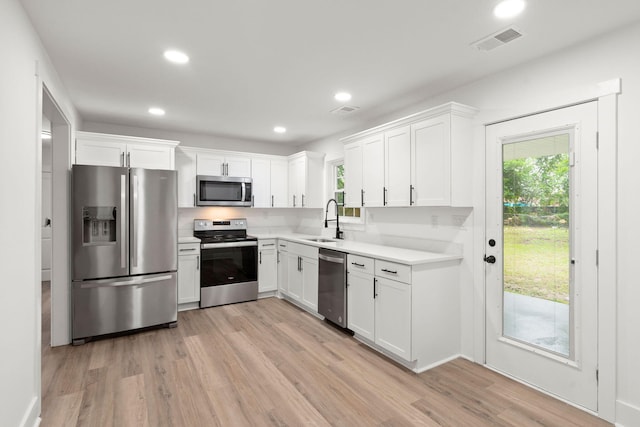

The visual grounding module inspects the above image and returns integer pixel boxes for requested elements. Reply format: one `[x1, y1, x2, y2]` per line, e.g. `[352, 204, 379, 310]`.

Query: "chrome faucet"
[324, 198, 343, 239]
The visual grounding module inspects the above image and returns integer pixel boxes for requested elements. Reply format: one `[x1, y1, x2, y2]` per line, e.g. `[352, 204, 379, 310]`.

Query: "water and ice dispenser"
[82, 206, 117, 245]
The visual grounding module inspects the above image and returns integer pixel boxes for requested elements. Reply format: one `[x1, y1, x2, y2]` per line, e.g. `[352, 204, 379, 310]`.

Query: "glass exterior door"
[485, 102, 598, 411]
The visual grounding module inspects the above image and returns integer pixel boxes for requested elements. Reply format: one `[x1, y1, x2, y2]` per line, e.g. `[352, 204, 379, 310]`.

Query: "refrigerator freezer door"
[130, 168, 178, 275]
[72, 272, 178, 342]
[73, 165, 129, 280]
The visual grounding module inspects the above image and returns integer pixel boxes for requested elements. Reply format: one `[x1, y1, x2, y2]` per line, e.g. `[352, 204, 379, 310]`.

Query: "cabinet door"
[258, 248, 278, 292]
[347, 270, 375, 341]
[251, 158, 271, 208]
[270, 159, 289, 208]
[384, 126, 411, 207]
[344, 141, 363, 208]
[288, 157, 305, 207]
[287, 253, 303, 300]
[127, 143, 174, 170]
[176, 150, 197, 207]
[76, 138, 126, 166]
[225, 155, 251, 177]
[301, 256, 319, 312]
[362, 134, 385, 207]
[277, 249, 289, 295]
[197, 153, 225, 176]
[178, 254, 200, 304]
[375, 276, 411, 360]
[411, 115, 451, 206]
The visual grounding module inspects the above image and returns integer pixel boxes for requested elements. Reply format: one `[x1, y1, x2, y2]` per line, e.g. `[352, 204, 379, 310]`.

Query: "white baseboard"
[19, 396, 40, 427]
[615, 399, 640, 427]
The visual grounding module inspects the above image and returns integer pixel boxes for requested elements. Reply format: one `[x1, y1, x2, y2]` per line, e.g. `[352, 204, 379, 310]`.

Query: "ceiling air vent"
[330, 105, 359, 115]
[472, 27, 523, 51]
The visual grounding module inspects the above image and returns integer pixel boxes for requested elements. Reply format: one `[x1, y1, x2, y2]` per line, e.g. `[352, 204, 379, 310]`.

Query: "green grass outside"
[503, 225, 570, 304]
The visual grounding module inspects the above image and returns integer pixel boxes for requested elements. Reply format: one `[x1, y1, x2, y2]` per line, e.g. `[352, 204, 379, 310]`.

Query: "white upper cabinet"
[176, 148, 197, 208]
[75, 131, 178, 170]
[342, 102, 476, 207]
[251, 157, 271, 208]
[411, 114, 451, 206]
[287, 151, 325, 208]
[384, 126, 411, 207]
[361, 134, 385, 207]
[344, 141, 363, 208]
[197, 152, 251, 177]
[270, 158, 289, 208]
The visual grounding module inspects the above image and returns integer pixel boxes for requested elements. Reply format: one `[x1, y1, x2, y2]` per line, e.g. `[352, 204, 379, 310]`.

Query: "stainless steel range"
[194, 218, 258, 308]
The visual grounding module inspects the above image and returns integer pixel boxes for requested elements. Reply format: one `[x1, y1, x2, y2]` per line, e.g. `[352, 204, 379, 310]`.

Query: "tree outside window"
[333, 162, 360, 219]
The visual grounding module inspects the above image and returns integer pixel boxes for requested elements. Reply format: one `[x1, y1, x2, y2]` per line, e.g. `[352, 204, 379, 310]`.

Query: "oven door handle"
[201, 241, 258, 249]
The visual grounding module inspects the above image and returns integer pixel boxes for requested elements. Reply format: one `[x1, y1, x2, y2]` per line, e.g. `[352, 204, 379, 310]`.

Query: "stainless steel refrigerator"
[72, 165, 178, 344]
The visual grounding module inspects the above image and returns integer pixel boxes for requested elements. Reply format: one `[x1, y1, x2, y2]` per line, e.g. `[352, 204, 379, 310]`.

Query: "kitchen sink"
[305, 238, 337, 243]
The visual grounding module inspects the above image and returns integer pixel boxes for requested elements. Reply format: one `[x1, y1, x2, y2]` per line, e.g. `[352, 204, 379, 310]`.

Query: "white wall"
[0, 1, 78, 426]
[82, 121, 299, 156]
[301, 22, 640, 425]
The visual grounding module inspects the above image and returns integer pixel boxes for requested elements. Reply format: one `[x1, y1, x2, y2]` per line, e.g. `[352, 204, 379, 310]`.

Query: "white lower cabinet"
[178, 242, 200, 309]
[347, 258, 375, 341]
[374, 276, 411, 361]
[258, 239, 277, 293]
[347, 254, 460, 371]
[281, 241, 319, 312]
[277, 241, 289, 296]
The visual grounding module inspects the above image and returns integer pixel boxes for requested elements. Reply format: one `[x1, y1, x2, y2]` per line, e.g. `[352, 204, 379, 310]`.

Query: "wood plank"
[40, 286, 612, 427]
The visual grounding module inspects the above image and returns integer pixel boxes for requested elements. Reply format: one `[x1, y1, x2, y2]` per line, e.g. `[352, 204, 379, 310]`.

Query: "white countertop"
[178, 236, 201, 244]
[252, 233, 461, 266]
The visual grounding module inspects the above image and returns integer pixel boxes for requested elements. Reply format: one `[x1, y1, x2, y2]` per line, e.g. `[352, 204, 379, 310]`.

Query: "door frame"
[474, 79, 619, 421]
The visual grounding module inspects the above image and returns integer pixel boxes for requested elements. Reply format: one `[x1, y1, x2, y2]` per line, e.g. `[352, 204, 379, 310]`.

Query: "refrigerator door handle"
[132, 174, 138, 267]
[79, 274, 174, 289]
[120, 174, 127, 269]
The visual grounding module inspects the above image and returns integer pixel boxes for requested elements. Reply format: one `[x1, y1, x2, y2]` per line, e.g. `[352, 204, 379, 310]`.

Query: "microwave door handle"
[241, 182, 247, 203]
[120, 174, 127, 269]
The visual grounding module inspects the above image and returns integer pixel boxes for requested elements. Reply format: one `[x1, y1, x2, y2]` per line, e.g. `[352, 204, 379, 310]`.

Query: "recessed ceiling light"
[163, 50, 189, 64]
[334, 92, 352, 102]
[273, 126, 287, 134]
[148, 107, 165, 116]
[493, 0, 525, 19]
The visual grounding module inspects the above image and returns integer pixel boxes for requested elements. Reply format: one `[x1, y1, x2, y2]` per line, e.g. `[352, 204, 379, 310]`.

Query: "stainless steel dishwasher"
[318, 248, 347, 328]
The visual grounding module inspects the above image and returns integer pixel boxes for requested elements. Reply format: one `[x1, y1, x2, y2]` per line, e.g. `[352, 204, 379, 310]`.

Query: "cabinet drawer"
[178, 242, 200, 255]
[277, 240, 288, 251]
[347, 254, 374, 275]
[287, 241, 319, 259]
[259, 239, 277, 249]
[375, 259, 411, 284]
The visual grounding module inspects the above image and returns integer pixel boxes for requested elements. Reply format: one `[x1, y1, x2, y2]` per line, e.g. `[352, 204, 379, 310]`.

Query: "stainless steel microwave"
[196, 175, 253, 207]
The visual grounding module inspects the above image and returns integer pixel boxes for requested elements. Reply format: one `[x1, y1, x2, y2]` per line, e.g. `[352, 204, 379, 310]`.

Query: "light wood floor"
[41, 283, 611, 426]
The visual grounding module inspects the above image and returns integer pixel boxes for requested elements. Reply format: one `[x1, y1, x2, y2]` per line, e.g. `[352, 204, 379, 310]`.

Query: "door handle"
[132, 174, 139, 267]
[120, 174, 127, 269]
[373, 278, 377, 299]
[484, 255, 497, 264]
[410, 185, 415, 205]
[271, 195, 274, 207]
[383, 187, 387, 206]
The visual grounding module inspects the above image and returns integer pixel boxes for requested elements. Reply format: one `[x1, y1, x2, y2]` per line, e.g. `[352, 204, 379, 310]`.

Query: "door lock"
[484, 255, 496, 264]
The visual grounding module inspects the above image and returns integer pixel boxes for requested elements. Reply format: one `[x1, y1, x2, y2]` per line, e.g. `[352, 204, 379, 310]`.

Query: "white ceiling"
[20, 0, 640, 145]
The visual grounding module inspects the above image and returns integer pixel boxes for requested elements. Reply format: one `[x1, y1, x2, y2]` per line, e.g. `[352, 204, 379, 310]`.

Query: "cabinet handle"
[301, 194, 305, 207]
[259, 251, 262, 264]
[293, 195, 296, 207]
[351, 262, 365, 267]
[383, 187, 387, 206]
[373, 278, 377, 299]
[279, 244, 286, 248]
[361, 189, 364, 207]
[300, 257, 303, 271]
[277, 252, 280, 263]
[381, 268, 398, 275]
[179, 248, 197, 252]
[410, 185, 415, 206]
[121, 152, 125, 167]
[127, 152, 130, 167]
[197, 256, 200, 270]
[252, 195, 255, 207]
[262, 243, 275, 247]
[271, 195, 274, 207]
